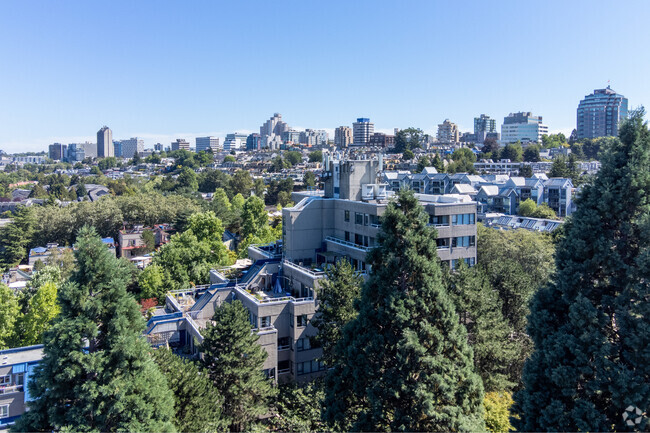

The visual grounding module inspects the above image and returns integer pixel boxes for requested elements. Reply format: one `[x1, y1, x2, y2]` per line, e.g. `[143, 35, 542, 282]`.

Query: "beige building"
[334, 126, 353, 147]
[437, 119, 460, 143]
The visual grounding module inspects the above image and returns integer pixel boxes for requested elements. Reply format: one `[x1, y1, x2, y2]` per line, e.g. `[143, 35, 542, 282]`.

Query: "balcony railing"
[0, 385, 23, 394]
[283, 260, 326, 277]
[325, 236, 370, 252]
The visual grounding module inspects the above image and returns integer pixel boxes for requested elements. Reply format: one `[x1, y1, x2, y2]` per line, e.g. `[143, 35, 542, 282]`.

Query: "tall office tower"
[473, 114, 497, 143]
[223, 133, 248, 151]
[352, 118, 374, 145]
[154, 143, 163, 152]
[118, 137, 145, 158]
[437, 119, 460, 143]
[246, 133, 262, 151]
[335, 126, 353, 147]
[196, 136, 220, 153]
[97, 126, 113, 158]
[500, 112, 548, 144]
[113, 141, 123, 157]
[171, 139, 191, 151]
[577, 86, 628, 140]
[48, 143, 67, 161]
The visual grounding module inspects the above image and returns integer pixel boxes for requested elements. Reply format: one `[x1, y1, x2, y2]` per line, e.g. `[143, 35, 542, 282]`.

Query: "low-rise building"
[0, 345, 43, 429]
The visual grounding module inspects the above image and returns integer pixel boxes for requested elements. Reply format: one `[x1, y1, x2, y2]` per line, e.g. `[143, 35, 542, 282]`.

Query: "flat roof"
[0, 345, 44, 365]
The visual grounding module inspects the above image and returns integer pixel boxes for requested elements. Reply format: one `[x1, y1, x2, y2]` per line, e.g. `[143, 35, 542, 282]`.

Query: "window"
[298, 360, 326, 375]
[263, 368, 276, 379]
[278, 360, 291, 374]
[297, 314, 308, 327]
[260, 316, 271, 328]
[452, 236, 474, 248]
[451, 213, 475, 225]
[297, 338, 311, 352]
[278, 336, 290, 350]
[0, 376, 10, 385]
[249, 312, 257, 328]
[344, 210, 350, 222]
[430, 215, 449, 226]
[364, 214, 369, 226]
[14, 373, 23, 386]
[355, 212, 363, 225]
[436, 238, 450, 249]
[355, 233, 363, 246]
[344, 231, 350, 242]
[0, 405, 8, 419]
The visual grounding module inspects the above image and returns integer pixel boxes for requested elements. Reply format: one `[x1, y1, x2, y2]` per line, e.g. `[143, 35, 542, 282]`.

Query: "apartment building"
[0, 345, 43, 429]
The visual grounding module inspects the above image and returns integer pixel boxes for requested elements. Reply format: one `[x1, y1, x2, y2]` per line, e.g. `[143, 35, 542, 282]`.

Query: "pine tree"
[201, 300, 275, 432]
[514, 110, 650, 431]
[445, 263, 518, 393]
[14, 226, 175, 432]
[310, 259, 363, 366]
[0, 206, 35, 269]
[152, 348, 226, 433]
[323, 189, 485, 432]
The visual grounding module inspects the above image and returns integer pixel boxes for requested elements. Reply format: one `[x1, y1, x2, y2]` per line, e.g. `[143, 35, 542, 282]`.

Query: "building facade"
[576, 86, 628, 140]
[0, 345, 43, 429]
[223, 133, 248, 151]
[500, 112, 548, 144]
[171, 139, 190, 151]
[352, 118, 374, 146]
[48, 143, 66, 161]
[97, 126, 113, 158]
[115, 137, 144, 159]
[437, 119, 460, 143]
[334, 126, 353, 147]
[474, 114, 497, 143]
[368, 132, 395, 148]
[246, 133, 262, 151]
[196, 136, 220, 153]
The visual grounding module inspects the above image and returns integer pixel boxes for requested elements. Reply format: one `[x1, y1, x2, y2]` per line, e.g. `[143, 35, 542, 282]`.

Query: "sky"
[1, 0, 649, 153]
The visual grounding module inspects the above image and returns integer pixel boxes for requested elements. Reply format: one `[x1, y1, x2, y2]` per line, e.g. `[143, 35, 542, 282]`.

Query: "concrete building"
[260, 113, 289, 138]
[500, 112, 548, 144]
[97, 126, 113, 158]
[196, 136, 220, 153]
[299, 129, 328, 146]
[67, 143, 86, 162]
[223, 133, 248, 151]
[0, 345, 43, 429]
[437, 119, 460, 143]
[282, 130, 302, 145]
[577, 86, 628, 140]
[154, 143, 163, 152]
[334, 126, 353, 147]
[115, 137, 144, 159]
[48, 143, 66, 161]
[246, 133, 262, 151]
[283, 155, 478, 272]
[171, 139, 190, 151]
[474, 114, 497, 143]
[352, 118, 374, 146]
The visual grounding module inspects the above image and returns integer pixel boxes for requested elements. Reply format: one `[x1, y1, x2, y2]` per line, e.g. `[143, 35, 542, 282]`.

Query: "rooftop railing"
[325, 236, 370, 252]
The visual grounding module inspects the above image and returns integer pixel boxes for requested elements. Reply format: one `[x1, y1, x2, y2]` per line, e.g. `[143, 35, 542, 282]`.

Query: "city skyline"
[2, 0, 649, 152]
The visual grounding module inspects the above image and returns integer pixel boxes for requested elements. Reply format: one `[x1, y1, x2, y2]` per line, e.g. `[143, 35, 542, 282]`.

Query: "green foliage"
[310, 259, 363, 366]
[501, 142, 523, 162]
[201, 300, 275, 432]
[284, 151, 302, 166]
[517, 198, 537, 217]
[265, 178, 294, 206]
[230, 169, 253, 197]
[223, 155, 236, 163]
[20, 280, 60, 346]
[269, 382, 325, 432]
[308, 150, 322, 163]
[522, 145, 541, 162]
[540, 133, 567, 148]
[14, 226, 175, 432]
[431, 153, 445, 172]
[138, 263, 166, 302]
[483, 392, 515, 433]
[514, 110, 650, 431]
[402, 148, 414, 160]
[152, 348, 226, 433]
[416, 155, 430, 172]
[241, 195, 267, 239]
[97, 156, 118, 170]
[447, 148, 477, 174]
[324, 190, 485, 432]
[445, 263, 517, 392]
[482, 137, 500, 157]
[517, 164, 533, 178]
[176, 166, 199, 191]
[303, 171, 316, 187]
[393, 127, 423, 153]
[0, 206, 36, 269]
[476, 224, 555, 387]
[0, 284, 20, 348]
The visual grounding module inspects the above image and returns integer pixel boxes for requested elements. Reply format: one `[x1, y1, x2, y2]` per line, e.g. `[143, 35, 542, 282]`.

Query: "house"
[0, 345, 43, 429]
[28, 243, 72, 267]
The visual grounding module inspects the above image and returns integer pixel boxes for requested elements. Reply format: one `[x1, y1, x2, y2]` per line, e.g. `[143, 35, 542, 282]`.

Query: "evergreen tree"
[445, 263, 517, 392]
[323, 189, 485, 432]
[152, 348, 226, 433]
[269, 382, 325, 433]
[0, 206, 36, 269]
[14, 226, 175, 432]
[201, 300, 275, 432]
[310, 259, 363, 366]
[514, 110, 650, 431]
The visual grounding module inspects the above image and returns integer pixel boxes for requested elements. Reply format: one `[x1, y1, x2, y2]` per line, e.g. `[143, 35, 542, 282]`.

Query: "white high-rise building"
[437, 119, 460, 143]
[223, 133, 248, 151]
[196, 136, 220, 153]
[352, 118, 374, 146]
[500, 112, 548, 144]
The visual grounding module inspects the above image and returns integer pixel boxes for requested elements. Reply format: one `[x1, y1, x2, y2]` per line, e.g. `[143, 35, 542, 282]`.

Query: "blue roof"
[31, 247, 47, 254]
[101, 237, 115, 244]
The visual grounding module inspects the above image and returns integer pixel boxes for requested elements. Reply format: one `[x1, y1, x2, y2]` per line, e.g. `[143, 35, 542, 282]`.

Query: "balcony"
[325, 236, 370, 252]
[0, 384, 24, 395]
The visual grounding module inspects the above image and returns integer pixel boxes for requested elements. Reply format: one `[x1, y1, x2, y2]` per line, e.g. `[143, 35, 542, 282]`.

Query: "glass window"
[278, 336, 290, 350]
[260, 316, 271, 327]
[364, 214, 369, 226]
[355, 212, 363, 225]
[0, 405, 8, 418]
[345, 231, 350, 242]
[344, 210, 350, 222]
[297, 314, 308, 327]
[0, 376, 10, 385]
[297, 338, 311, 352]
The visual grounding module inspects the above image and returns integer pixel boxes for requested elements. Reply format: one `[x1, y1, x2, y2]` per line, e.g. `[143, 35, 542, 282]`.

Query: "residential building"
[299, 129, 328, 147]
[171, 139, 190, 151]
[500, 112, 548, 144]
[196, 136, 220, 153]
[114, 137, 144, 159]
[282, 130, 302, 145]
[576, 86, 628, 139]
[474, 114, 497, 143]
[334, 126, 353, 147]
[0, 345, 43, 429]
[67, 143, 85, 162]
[223, 133, 248, 151]
[80, 141, 97, 159]
[97, 126, 113, 158]
[246, 133, 262, 151]
[154, 143, 163, 152]
[260, 113, 290, 138]
[437, 119, 460, 143]
[48, 143, 66, 161]
[368, 132, 395, 148]
[352, 118, 374, 146]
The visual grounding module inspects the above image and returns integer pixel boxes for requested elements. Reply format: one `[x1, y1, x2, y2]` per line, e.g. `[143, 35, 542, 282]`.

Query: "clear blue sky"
[1, 0, 649, 152]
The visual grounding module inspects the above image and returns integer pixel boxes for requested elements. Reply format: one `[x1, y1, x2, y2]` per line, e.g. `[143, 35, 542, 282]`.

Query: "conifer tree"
[14, 226, 175, 432]
[514, 110, 650, 431]
[152, 348, 226, 433]
[323, 189, 485, 432]
[201, 300, 275, 432]
[310, 258, 363, 366]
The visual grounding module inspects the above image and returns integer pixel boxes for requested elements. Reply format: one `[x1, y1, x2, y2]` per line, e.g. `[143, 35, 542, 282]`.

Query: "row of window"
[344, 231, 375, 248]
[344, 210, 379, 226]
[250, 313, 309, 329]
[297, 360, 327, 375]
[451, 257, 476, 268]
[436, 236, 476, 248]
[429, 213, 476, 226]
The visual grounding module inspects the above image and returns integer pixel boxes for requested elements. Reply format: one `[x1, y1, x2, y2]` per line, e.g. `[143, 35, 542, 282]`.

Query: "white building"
[352, 118, 374, 146]
[117, 137, 144, 158]
[223, 133, 248, 151]
[500, 112, 548, 144]
[437, 119, 460, 143]
[196, 136, 220, 153]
